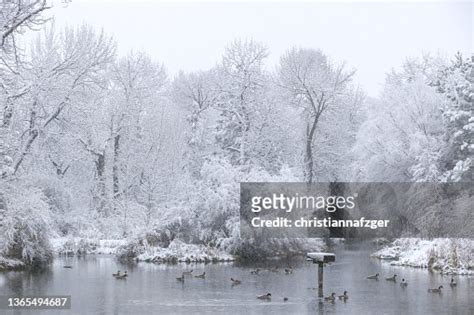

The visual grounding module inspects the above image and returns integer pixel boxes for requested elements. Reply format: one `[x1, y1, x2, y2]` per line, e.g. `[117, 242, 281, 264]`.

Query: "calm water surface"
[0, 243, 472, 314]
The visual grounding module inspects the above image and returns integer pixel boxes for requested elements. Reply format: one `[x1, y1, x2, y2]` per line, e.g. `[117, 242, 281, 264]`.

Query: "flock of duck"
[365, 273, 456, 292]
[322, 272, 457, 303]
[173, 267, 295, 301]
[109, 267, 458, 302]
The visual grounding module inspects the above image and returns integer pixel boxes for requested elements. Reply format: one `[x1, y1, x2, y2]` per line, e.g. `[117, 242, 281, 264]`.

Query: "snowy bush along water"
[0, 183, 54, 269]
[52, 238, 127, 256]
[0, 2, 472, 268]
[371, 238, 474, 275]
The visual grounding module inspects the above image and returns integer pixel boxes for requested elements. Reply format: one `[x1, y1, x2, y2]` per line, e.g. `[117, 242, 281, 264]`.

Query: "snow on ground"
[0, 256, 24, 271]
[371, 238, 474, 275]
[134, 239, 235, 263]
[51, 237, 325, 263]
[51, 237, 127, 256]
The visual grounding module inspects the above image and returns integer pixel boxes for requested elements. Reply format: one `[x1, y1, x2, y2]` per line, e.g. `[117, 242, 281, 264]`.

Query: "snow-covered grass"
[371, 238, 474, 275]
[134, 240, 234, 263]
[51, 237, 127, 256]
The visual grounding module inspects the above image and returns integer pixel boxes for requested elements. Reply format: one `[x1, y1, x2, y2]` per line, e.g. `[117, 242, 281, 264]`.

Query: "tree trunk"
[0, 192, 6, 231]
[2, 100, 13, 128]
[13, 107, 38, 174]
[95, 152, 106, 215]
[305, 115, 319, 183]
[113, 134, 120, 199]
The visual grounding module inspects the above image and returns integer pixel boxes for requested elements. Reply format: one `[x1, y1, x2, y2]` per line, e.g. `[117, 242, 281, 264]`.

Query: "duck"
[283, 297, 289, 302]
[194, 272, 206, 279]
[324, 293, 336, 302]
[63, 265, 73, 269]
[428, 285, 443, 293]
[116, 271, 128, 279]
[385, 274, 397, 282]
[284, 267, 293, 274]
[338, 291, 349, 301]
[250, 268, 260, 275]
[257, 293, 271, 300]
[230, 278, 241, 285]
[112, 270, 121, 277]
[182, 269, 193, 276]
[450, 278, 457, 287]
[176, 274, 185, 283]
[366, 273, 379, 280]
[400, 278, 408, 287]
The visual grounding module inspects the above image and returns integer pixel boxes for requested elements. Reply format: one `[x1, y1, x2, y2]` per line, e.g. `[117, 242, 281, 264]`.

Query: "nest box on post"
[306, 252, 336, 298]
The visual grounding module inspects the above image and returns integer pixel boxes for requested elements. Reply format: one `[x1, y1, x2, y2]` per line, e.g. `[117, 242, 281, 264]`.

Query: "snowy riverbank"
[32, 237, 326, 265]
[116, 237, 326, 263]
[371, 238, 474, 275]
[51, 238, 127, 256]
[0, 256, 25, 271]
[51, 237, 235, 262]
[134, 240, 234, 263]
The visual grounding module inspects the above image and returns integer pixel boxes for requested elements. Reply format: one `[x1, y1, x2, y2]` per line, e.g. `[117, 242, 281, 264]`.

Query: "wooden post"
[306, 252, 335, 299]
[318, 261, 324, 298]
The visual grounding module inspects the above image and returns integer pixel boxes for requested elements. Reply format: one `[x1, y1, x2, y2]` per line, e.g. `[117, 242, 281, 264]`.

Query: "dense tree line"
[0, 1, 471, 265]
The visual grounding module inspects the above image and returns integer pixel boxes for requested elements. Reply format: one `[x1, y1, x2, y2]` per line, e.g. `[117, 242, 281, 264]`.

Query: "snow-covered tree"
[352, 56, 448, 182]
[12, 25, 115, 175]
[435, 53, 474, 182]
[0, 0, 52, 176]
[0, 0, 51, 50]
[277, 47, 356, 182]
[214, 39, 269, 167]
[171, 69, 219, 178]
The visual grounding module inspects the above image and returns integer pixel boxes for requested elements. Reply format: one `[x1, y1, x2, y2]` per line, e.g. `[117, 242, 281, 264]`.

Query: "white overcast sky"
[49, 0, 472, 96]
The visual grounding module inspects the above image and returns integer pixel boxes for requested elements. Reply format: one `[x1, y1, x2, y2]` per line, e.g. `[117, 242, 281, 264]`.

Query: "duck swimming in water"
[182, 269, 193, 276]
[231, 278, 241, 285]
[324, 293, 336, 302]
[385, 274, 397, 282]
[400, 278, 408, 287]
[176, 274, 185, 283]
[428, 285, 443, 293]
[112, 271, 121, 277]
[115, 271, 128, 279]
[194, 272, 206, 279]
[338, 291, 349, 301]
[257, 293, 271, 300]
[367, 273, 379, 280]
[450, 278, 457, 287]
[250, 268, 260, 275]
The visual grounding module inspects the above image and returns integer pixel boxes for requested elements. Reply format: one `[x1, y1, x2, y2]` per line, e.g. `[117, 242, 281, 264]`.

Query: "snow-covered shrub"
[126, 156, 306, 260]
[116, 238, 146, 260]
[0, 256, 25, 271]
[157, 157, 241, 246]
[52, 237, 127, 256]
[371, 238, 474, 274]
[0, 182, 53, 266]
[33, 175, 74, 236]
[180, 158, 301, 248]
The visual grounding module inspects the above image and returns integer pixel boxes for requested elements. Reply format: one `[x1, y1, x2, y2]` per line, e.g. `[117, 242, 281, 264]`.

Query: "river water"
[0, 243, 472, 314]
